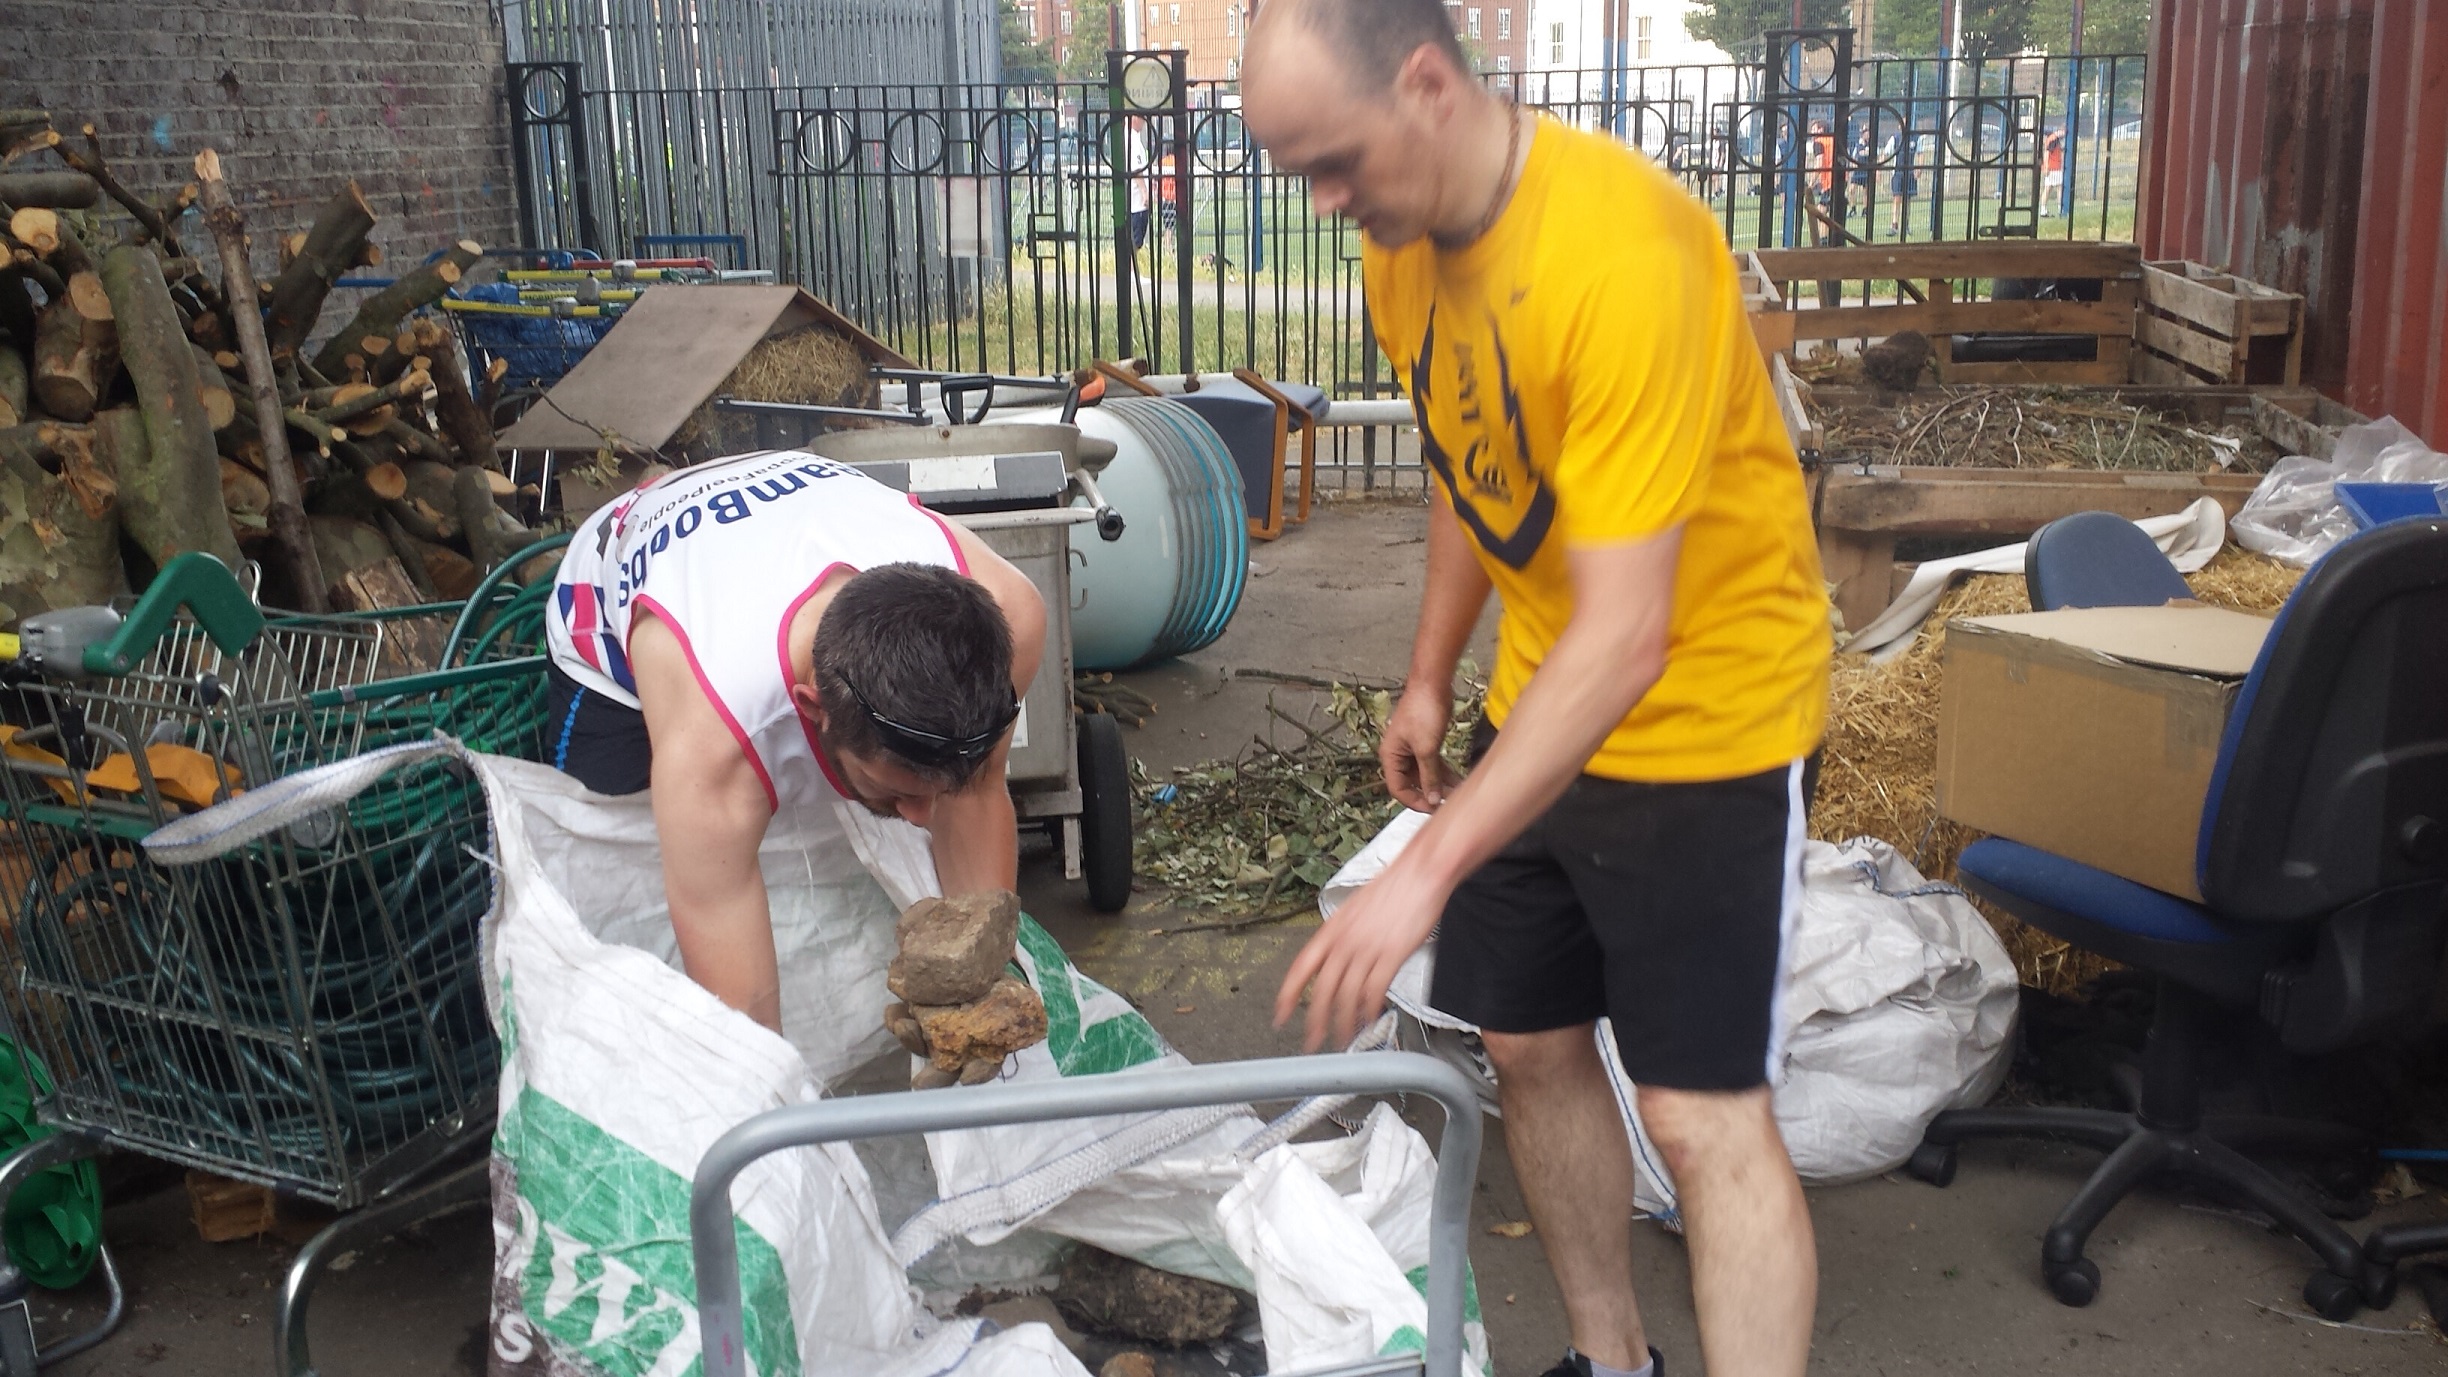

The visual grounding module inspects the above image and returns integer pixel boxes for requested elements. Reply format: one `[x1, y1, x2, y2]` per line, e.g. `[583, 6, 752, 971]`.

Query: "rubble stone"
[888, 890, 1022, 1006]
[1053, 1245, 1244, 1346]
[912, 976, 1048, 1074]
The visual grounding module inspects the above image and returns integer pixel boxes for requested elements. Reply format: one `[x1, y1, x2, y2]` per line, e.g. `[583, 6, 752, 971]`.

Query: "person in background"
[1886, 128, 1917, 237]
[2042, 128, 2067, 218]
[1805, 118, 1836, 242]
[1848, 123, 1875, 230]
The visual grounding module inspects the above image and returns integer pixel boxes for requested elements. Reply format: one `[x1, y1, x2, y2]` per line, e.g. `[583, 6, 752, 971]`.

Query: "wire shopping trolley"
[0, 550, 561, 1374]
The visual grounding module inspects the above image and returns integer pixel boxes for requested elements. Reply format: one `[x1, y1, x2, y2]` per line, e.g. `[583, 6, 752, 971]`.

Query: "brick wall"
[0, 0, 515, 277]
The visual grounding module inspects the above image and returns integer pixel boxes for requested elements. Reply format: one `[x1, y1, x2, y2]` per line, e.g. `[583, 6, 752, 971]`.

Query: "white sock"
[1585, 1355, 1654, 1377]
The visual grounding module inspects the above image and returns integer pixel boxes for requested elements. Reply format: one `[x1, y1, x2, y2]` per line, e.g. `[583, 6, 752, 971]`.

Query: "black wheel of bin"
[1078, 711, 1133, 914]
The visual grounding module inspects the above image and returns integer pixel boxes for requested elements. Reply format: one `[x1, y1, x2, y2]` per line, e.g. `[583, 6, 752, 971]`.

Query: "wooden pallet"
[1754, 242, 2145, 386]
[1810, 384, 2357, 635]
[1737, 250, 1795, 360]
[2134, 260, 2305, 387]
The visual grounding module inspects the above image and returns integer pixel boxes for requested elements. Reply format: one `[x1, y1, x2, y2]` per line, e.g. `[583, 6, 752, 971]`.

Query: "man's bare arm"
[928, 522, 1048, 894]
[1384, 495, 1496, 811]
[630, 612, 784, 1030]
[1278, 527, 1682, 1047]
[1399, 527, 1681, 887]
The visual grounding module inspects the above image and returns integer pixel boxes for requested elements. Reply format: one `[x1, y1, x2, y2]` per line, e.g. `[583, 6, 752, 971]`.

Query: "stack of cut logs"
[0, 109, 542, 621]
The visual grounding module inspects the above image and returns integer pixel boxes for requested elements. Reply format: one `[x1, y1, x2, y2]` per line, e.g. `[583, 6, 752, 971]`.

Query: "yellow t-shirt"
[1363, 117, 1830, 783]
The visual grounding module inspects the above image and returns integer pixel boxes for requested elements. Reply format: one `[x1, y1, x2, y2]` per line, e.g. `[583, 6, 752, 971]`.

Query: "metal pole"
[691, 1053, 1487, 1377]
[1174, 59, 1194, 375]
[1108, 45, 1134, 361]
[2061, 0, 2086, 223]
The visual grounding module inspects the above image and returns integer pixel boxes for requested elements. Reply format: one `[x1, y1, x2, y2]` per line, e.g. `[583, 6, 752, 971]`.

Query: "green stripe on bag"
[1016, 916, 1166, 1077]
[508, 1090, 798, 1377]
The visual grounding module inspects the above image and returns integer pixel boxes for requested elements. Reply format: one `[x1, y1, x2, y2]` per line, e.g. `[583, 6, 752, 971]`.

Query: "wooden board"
[1938, 358, 2128, 386]
[1771, 354, 1820, 454]
[1755, 242, 2143, 284]
[493, 285, 912, 453]
[1786, 297, 2134, 342]
[2135, 310, 2241, 381]
[1818, 465, 2265, 536]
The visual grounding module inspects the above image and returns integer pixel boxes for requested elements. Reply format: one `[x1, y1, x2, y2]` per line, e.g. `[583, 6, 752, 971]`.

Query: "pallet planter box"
[1806, 383, 2361, 635]
[2134, 259, 2306, 387]
[1754, 242, 2147, 386]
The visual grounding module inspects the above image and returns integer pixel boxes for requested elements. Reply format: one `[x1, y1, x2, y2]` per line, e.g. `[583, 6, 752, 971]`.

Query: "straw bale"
[670, 324, 878, 462]
[1812, 546, 2304, 995]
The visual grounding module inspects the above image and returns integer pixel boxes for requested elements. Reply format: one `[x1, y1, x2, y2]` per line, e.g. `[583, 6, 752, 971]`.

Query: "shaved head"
[1259, 0, 1472, 90]
[1244, 0, 1504, 247]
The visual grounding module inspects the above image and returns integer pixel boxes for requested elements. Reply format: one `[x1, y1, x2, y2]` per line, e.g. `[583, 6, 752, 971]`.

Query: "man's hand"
[1275, 849, 1451, 1051]
[1381, 687, 1457, 813]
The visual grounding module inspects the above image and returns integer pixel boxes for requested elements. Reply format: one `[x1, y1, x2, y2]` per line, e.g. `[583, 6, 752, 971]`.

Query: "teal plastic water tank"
[1057, 397, 1249, 670]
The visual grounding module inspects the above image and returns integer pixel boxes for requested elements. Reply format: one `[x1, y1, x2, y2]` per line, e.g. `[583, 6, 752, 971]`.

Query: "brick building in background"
[0, 0, 515, 279]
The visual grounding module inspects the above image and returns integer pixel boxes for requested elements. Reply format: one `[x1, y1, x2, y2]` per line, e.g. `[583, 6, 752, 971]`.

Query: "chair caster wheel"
[2303, 1270, 2365, 1322]
[2361, 1262, 2398, 1311]
[1905, 1142, 1957, 1188]
[2046, 1257, 2100, 1308]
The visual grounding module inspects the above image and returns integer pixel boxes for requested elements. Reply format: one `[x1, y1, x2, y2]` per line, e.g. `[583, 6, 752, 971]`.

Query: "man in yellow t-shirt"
[1244, 3, 1831, 1375]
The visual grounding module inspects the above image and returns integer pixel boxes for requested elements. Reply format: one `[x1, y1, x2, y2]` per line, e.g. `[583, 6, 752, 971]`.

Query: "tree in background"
[999, 0, 1056, 82]
[1690, 0, 1852, 60]
[1060, 0, 1120, 82]
[1691, 0, 2149, 58]
[1860, 0, 2036, 60]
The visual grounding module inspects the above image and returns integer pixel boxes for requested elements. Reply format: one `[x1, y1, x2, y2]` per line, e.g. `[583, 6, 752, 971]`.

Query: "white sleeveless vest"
[544, 450, 968, 814]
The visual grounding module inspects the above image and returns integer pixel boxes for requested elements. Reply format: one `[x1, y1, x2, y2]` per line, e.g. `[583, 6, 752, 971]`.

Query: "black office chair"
[2024, 510, 2194, 611]
[1909, 516, 2448, 1319]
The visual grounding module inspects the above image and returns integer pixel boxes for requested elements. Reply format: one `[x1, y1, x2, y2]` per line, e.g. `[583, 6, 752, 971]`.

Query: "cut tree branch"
[200, 150, 326, 609]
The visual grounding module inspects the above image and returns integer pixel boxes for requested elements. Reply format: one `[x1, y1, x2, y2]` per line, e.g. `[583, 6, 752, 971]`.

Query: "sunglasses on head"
[836, 672, 1019, 770]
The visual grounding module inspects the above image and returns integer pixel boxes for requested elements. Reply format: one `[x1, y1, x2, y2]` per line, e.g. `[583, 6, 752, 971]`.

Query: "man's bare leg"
[1638, 1085, 1816, 1377]
[1481, 1025, 1649, 1370]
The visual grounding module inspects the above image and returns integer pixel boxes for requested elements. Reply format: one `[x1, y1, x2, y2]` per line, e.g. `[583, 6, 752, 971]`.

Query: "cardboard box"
[1935, 605, 2273, 900]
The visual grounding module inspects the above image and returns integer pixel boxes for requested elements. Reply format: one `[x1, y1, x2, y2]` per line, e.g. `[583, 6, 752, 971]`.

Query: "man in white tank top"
[542, 450, 1047, 1031]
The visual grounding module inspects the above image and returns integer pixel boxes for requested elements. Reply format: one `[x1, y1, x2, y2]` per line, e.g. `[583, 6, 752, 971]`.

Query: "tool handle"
[83, 553, 263, 676]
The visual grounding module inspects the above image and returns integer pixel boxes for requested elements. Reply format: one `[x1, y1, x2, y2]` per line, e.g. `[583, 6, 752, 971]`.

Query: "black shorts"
[544, 662, 653, 795]
[1427, 722, 1807, 1092]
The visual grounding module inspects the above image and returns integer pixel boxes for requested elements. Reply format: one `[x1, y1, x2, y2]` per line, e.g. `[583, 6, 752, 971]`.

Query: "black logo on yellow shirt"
[1410, 307, 1554, 570]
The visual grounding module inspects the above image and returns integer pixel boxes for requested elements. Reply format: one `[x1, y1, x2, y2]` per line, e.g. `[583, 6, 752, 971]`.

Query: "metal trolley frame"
[690, 1051, 1485, 1377]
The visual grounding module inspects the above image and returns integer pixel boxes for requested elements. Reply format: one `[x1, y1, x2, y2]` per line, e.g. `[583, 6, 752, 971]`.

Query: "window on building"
[1227, 57, 1240, 78]
[1169, 2, 1180, 23]
[1496, 54, 1511, 71]
[1497, 8, 1510, 39]
[1026, 9, 1037, 36]
[1635, 15, 1652, 61]
[1467, 8, 1481, 38]
[1549, 20, 1564, 63]
[1059, 8, 1071, 32]
[1227, 6, 1238, 35]
[1149, 4, 1158, 25]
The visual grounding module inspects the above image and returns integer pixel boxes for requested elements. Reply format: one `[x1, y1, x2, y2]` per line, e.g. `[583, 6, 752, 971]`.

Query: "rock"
[912, 976, 1048, 1075]
[1053, 1246, 1244, 1347]
[883, 1001, 930, 1058]
[888, 890, 1022, 1006]
[911, 1063, 960, 1090]
[1863, 329, 1932, 393]
[1099, 1355, 1157, 1377]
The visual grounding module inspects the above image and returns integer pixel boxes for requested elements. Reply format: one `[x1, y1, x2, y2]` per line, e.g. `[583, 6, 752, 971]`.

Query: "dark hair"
[813, 563, 1014, 789]
[1284, 0, 1472, 90]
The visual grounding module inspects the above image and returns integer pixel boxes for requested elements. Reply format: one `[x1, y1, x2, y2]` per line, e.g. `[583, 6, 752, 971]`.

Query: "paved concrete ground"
[30, 500, 2448, 1374]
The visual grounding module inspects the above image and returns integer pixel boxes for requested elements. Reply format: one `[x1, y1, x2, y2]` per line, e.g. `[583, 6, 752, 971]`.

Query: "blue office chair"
[1911, 517, 2448, 1319]
[2024, 510, 2194, 610]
